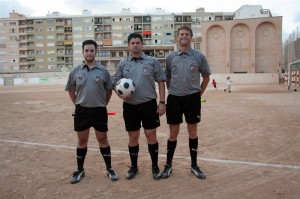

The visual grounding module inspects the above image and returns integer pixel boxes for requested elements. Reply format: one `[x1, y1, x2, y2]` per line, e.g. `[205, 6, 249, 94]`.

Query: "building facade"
[201, 16, 282, 74]
[0, 5, 282, 76]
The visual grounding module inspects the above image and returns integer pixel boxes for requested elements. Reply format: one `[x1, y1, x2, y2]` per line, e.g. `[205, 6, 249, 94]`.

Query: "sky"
[1, 0, 299, 41]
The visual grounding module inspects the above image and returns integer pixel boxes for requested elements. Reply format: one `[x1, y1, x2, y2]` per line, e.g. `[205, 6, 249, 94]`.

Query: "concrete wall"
[0, 72, 280, 86]
[209, 73, 280, 86]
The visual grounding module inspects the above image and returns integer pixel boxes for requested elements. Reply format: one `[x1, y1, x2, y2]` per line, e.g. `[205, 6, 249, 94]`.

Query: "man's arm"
[68, 90, 76, 105]
[106, 89, 113, 104]
[200, 74, 210, 96]
[157, 81, 166, 116]
[157, 81, 166, 103]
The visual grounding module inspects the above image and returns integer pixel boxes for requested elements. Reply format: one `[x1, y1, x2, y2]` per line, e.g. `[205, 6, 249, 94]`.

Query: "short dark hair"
[82, 40, 97, 50]
[177, 25, 193, 36]
[127, 33, 143, 44]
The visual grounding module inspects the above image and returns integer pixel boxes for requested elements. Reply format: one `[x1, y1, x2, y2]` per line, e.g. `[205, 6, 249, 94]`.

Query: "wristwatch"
[159, 101, 165, 105]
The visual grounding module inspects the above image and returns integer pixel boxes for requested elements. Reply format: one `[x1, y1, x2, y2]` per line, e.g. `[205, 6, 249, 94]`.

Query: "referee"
[65, 40, 118, 184]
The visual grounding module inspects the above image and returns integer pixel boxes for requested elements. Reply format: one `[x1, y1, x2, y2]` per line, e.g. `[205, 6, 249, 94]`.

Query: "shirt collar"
[80, 62, 101, 70]
[128, 52, 146, 62]
[177, 47, 193, 56]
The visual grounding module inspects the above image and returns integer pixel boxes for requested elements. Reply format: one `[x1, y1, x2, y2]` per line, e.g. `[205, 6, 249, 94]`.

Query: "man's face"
[128, 38, 143, 54]
[177, 29, 192, 47]
[83, 44, 96, 62]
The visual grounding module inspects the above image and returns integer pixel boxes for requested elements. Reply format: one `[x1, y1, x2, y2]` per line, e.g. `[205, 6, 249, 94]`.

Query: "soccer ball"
[116, 78, 135, 97]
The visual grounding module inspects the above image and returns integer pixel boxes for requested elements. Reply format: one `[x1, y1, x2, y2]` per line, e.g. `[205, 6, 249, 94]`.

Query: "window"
[47, 42, 55, 47]
[9, 22, 17, 26]
[47, 50, 55, 54]
[36, 43, 44, 47]
[36, 50, 44, 54]
[98, 50, 110, 57]
[35, 20, 43, 24]
[83, 18, 93, 23]
[47, 35, 55, 39]
[112, 40, 122, 45]
[8, 44, 17, 48]
[153, 32, 162, 36]
[72, 18, 82, 24]
[83, 26, 92, 31]
[36, 35, 44, 40]
[47, 27, 55, 31]
[124, 17, 133, 22]
[123, 25, 133, 30]
[0, 51, 7, 56]
[46, 20, 55, 24]
[112, 33, 122, 37]
[74, 42, 82, 47]
[152, 17, 162, 21]
[48, 65, 55, 69]
[84, 34, 93, 38]
[112, 25, 122, 30]
[73, 26, 83, 31]
[74, 34, 83, 39]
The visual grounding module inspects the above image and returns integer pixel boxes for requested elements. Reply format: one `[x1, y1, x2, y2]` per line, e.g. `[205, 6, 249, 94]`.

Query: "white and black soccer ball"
[116, 78, 135, 97]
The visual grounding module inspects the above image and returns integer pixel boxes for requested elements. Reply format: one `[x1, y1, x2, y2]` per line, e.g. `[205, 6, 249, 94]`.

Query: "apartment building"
[0, 5, 281, 75]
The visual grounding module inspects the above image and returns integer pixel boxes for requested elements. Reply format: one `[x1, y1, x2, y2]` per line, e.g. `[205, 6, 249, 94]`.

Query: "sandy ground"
[0, 83, 300, 199]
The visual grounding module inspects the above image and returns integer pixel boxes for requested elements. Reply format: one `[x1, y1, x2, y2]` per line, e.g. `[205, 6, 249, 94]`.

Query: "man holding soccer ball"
[113, 33, 166, 180]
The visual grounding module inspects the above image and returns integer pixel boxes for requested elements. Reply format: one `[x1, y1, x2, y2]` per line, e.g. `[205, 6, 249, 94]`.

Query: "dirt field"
[0, 84, 300, 199]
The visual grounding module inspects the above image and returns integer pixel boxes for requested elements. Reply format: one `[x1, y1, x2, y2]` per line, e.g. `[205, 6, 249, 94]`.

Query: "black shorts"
[166, 92, 201, 125]
[123, 99, 160, 131]
[74, 105, 108, 132]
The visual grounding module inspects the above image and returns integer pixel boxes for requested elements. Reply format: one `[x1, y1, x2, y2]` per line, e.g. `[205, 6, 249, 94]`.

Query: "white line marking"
[1, 139, 300, 170]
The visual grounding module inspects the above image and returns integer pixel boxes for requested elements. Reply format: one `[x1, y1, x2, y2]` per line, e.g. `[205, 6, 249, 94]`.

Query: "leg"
[71, 129, 89, 184]
[95, 130, 110, 169]
[187, 123, 206, 180]
[144, 128, 159, 168]
[126, 130, 140, 180]
[76, 129, 90, 170]
[161, 124, 180, 178]
[187, 123, 198, 166]
[95, 129, 118, 181]
[145, 128, 161, 180]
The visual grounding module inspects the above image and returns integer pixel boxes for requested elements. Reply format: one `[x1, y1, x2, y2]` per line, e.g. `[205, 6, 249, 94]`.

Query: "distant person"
[212, 79, 217, 90]
[65, 40, 118, 184]
[224, 76, 232, 92]
[112, 33, 166, 180]
[161, 25, 211, 180]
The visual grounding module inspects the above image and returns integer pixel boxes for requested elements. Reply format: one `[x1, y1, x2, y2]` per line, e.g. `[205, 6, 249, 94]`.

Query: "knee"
[77, 138, 88, 147]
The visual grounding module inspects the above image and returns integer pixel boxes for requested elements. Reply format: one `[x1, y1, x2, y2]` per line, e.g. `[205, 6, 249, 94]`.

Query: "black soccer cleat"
[106, 168, 119, 181]
[161, 165, 172, 179]
[126, 166, 139, 180]
[191, 165, 206, 179]
[152, 167, 162, 180]
[70, 170, 85, 184]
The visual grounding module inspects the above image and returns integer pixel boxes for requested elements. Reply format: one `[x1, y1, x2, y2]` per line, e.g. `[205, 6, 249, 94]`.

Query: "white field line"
[1, 139, 300, 170]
